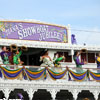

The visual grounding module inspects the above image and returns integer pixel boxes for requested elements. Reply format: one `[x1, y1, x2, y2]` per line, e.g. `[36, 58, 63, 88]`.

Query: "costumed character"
[40, 50, 53, 67]
[0, 46, 10, 64]
[95, 53, 100, 73]
[12, 45, 27, 65]
[13, 50, 23, 65]
[13, 49, 23, 80]
[73, 51, 87, 73]
[53, 53, 59, 63]
[53, 53, 65, 67]
[6, 47, 14, 65]
[53, 53, 65, 72]
[12, 45, 27, 80]
[71, 34, 77, 44]
[8, 51, 14, 65]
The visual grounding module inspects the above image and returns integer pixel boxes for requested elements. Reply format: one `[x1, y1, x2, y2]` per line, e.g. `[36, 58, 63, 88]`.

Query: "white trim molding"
[0, 80, 100, 100]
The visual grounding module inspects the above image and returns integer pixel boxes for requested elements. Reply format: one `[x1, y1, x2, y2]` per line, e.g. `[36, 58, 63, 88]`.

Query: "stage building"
[0, 20, 100, 100]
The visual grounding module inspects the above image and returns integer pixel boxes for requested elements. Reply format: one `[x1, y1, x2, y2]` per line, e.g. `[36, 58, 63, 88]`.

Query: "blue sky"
[0, 0, 100, 45]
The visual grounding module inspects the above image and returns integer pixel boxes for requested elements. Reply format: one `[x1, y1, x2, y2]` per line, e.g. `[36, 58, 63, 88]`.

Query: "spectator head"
[2, 46, 7, 51]
[96, 53, 100, 57]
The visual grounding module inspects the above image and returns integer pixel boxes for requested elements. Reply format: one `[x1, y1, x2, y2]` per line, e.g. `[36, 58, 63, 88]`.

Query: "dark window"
[81, 53, 87, 62]
[64, 52, 72, 62]
[20, 55, 27, 65]
[88, 53, 95, 63]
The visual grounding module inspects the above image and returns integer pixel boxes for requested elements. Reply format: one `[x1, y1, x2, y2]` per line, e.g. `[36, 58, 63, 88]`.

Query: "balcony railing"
[0, 64, 100, 82]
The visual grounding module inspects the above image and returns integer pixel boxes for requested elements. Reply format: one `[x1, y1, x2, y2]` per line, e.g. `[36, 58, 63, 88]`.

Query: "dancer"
[0, 46, 10, 64]
[40, 50, 53, 67]
[13, 50, 24, 65]
[53, 53, 65, 67]
[7, 47, 14, 65]
[13, 49, 24, 80]
[73, 51, 87, 73]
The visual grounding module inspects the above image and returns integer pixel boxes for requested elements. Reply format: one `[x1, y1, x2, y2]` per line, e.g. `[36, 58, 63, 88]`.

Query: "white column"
[3, 88, 12, 100]
[71, 89, 79, 100]
[92, 90, 99, 100]
[71, 49, 74, 63]
[48, 89, 58, 100]
[28, 88, 33, 100]
[25, 89, 37, 100]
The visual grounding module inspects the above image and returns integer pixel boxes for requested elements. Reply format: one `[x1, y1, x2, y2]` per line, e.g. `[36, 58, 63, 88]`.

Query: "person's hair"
[74, 51, 78, 57]
[96, 53, 99, 56]
[2, 46, 6, 49]
[41, 49, 48, 56]
[6, 47, 10, 51]
[44, 50, 48, 55]
[54, 53, 58, 57]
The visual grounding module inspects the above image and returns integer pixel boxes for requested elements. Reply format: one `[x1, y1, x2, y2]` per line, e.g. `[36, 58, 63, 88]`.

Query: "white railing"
[0, 65, 100, 100]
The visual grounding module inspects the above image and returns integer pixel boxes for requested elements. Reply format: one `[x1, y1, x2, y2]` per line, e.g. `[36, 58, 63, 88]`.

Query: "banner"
[24, 68, 45, 80]
[68, 69, 87, 81]
[47, 68, 67, 80]
[0, 21, 68, 43]
[1, 67, 22, 79]
[0, 65, 100, 81]
[0, 69, 2, 78]
[89, 70, 100, 81]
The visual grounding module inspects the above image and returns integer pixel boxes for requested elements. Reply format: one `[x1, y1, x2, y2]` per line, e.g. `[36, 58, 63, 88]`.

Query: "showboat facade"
[0, 19, 100, 100]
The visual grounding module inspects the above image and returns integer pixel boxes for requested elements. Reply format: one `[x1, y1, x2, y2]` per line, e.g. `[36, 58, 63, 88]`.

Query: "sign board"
[0, 21, 68, 43]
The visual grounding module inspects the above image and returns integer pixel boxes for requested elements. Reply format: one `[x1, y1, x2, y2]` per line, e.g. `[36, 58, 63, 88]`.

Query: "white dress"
[40, 57, 54, 67]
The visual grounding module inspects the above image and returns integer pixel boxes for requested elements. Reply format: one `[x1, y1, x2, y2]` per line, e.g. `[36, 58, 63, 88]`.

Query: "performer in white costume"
[40, 50, 53, 67]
